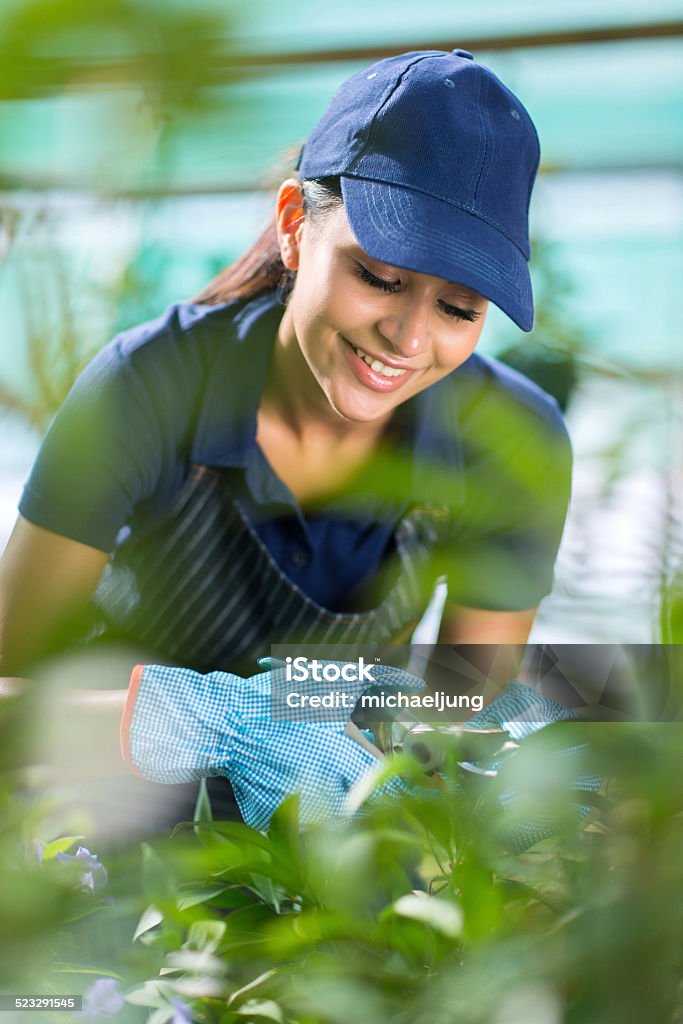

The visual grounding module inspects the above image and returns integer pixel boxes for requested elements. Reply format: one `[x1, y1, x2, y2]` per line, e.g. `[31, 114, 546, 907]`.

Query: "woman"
[0, 50, 573, 827]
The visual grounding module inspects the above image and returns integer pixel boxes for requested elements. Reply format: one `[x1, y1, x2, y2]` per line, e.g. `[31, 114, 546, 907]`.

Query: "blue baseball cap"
[297, 50, 540, 332]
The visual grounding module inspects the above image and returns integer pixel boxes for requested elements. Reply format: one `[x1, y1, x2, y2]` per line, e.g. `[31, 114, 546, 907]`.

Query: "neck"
[261, 308, 391, 447]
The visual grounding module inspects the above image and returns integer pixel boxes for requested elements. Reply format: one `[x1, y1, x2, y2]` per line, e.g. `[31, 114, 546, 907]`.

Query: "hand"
[462, 680, 601, 852]
[121, 660, 425, 830]
[464, 678, 576, 739]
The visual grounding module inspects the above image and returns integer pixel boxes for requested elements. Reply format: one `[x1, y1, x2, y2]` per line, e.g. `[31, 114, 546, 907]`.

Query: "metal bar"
[233, 20, 683, 66]
[2, 158, 682, 198]
[1, 20, 681, 99]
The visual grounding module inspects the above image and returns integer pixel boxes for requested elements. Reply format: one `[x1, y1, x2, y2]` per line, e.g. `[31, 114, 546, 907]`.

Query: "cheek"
[291, 276, 349, 344]
[288, 278, 327, 340]
[434, 328, 482, 372]
[442, 311, 487, 368]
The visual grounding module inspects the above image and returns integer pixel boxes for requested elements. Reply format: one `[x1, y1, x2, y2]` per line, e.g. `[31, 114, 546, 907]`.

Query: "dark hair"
[193, 177, 343, 306]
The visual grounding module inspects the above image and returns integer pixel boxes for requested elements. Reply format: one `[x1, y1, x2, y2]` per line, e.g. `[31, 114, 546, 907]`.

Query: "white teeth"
[353, 344, 407, 378]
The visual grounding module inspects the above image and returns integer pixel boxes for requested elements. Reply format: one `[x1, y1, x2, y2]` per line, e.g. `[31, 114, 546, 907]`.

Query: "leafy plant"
[3, 702, 681, 1023]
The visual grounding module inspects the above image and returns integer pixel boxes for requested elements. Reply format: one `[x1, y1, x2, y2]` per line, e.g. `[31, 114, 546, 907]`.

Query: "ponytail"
[193, 220, 284, 306]
[193, 177, 343, 307]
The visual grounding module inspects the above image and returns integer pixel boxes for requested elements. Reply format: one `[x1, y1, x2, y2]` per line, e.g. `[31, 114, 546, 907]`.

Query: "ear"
[276, 178, 305, 271]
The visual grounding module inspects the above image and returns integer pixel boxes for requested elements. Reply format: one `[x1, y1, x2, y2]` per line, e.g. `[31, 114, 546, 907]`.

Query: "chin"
[327, 387, 400, 424]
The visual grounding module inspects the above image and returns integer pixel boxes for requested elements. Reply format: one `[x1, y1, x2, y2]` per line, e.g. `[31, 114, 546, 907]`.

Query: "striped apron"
[90, 464, 441, 673]
[87, 463, 444, 824]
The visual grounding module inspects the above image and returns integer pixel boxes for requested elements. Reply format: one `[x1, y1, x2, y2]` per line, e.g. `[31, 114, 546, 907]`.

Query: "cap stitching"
[342, 173, 529, 259]
[472, 74, 491, 206]
[360, 183, 530, 317]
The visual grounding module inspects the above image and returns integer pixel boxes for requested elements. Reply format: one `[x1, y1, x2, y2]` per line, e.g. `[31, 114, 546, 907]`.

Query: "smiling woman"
[0, 50, 572, 829]
[271, 188, 489, 424]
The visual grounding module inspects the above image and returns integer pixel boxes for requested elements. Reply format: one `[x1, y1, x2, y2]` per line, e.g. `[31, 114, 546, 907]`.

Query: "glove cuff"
[466, 679, 575, 741]
[120, 664, 145, 776]
[120, 663, 237, 785]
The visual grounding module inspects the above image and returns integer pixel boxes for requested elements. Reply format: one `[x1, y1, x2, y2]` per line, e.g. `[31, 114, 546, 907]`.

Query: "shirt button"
[289, 548, 310, 568]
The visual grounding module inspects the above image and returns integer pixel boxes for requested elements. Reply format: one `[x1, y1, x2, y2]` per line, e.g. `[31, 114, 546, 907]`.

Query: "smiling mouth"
[347, 341, 409, 378]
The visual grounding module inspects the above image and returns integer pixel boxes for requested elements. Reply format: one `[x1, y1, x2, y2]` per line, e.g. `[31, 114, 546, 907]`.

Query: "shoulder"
[106, 291, 281, 469]
[103, 293, 275, 379]
[116, 291, 278, 355]
[451, 351, 569, 442]
[426, 355, 572, 611]
[18, 293, 281, 552]
[420, 351, 571, 477]
[72, 292, 281, 442]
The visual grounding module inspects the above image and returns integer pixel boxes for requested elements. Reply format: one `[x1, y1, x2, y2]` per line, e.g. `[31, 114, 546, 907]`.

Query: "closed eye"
[355, 260, 482, 323]
[438, 301, 482, 323]
[353, 262, 401, 293]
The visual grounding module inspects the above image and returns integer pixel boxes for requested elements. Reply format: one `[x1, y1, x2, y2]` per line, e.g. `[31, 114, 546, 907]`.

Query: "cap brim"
[340, 176, 534, 332]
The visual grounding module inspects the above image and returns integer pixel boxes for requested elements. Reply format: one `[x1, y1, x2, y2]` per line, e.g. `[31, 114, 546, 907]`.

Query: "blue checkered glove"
[463, 680, 601, 852]
[465, 679, 577, 739]
[121, 661, 425, 830]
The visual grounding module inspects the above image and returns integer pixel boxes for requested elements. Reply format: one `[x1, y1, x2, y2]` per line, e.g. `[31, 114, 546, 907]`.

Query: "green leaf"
[227, 969, 277, 1007]
[63, 902, 111, 924]
[41, 836, 85, 861]
[53, 966, 125, 980]
[194, 777, 213, 827]
[267, 794, 301, 857]
[219, 858, 302, 896]
[187, 919, 226, 953]
[133, 904, 164, 941]
[177, 884, 231, 911]
[193, 820, 273, 852]
[265, 908, 378, 957]
[248, 874, 284, 913]
[164, 948, 226, 976]
[235, 999, 284, 1022]
[211, 887, 262, 913]
[391, 892, 463, 938]
[141, 842, 177, 904]
[125, 980, 174, 1009]
[407, 792, 455, 854]
[218, 903, 280, 947]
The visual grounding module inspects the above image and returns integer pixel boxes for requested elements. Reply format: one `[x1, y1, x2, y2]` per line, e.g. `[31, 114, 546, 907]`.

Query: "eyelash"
[353, 262, 481, 323]
[354, 263, 400, 293]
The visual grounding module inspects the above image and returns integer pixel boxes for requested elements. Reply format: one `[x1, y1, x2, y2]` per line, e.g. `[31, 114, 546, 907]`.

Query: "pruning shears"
[257, 657, 517, 778]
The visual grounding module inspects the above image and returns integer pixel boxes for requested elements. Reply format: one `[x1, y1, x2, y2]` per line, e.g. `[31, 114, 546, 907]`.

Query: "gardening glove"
[463, 680, 602, 852]
[120, 661, 425, 830]
[465, 678, 575, 739]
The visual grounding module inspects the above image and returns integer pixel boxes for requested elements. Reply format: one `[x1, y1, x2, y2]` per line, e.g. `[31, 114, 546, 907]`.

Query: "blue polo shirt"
[19, 291, 571, 612]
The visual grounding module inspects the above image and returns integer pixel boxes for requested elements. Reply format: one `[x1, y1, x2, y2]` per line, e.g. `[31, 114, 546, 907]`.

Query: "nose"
[376, 297, 432, 358]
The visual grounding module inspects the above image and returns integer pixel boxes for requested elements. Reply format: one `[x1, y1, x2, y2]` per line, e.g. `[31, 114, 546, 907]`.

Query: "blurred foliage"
[0, 0, 236, 107]
[0, 8, 680, 1018]
[0, 201, 199, 431]
[0, 206, 102, 432]
[2, 681, 683, 1023]
[0, 0, 248, 431]
[0, 1, 245, 194]
[496, 238, 590, 413]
